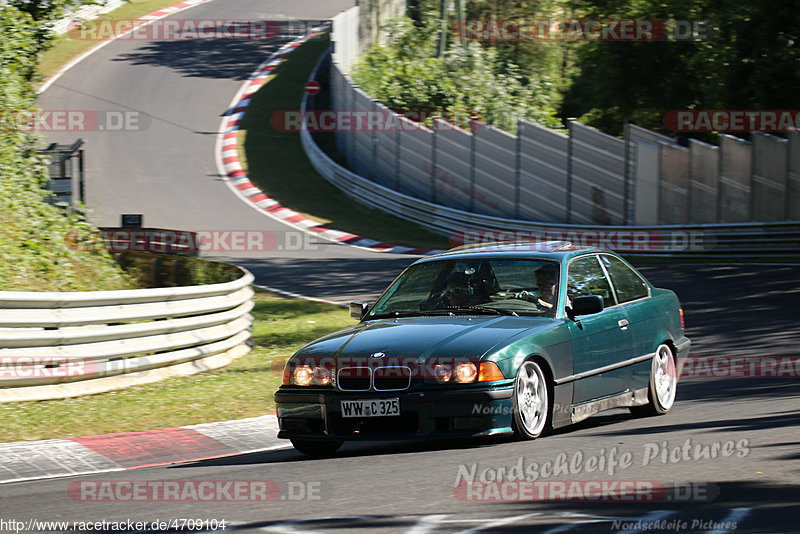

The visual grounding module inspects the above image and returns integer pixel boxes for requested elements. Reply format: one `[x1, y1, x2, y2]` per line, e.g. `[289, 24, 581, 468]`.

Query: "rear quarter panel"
[629, 287, 687, 388]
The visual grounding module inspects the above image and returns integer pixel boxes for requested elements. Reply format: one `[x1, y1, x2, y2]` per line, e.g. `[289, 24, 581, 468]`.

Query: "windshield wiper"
[446, 305, 518, 316]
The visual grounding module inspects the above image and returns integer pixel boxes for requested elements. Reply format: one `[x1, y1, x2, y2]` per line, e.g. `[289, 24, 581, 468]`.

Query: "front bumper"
[275, 385, 515, 441]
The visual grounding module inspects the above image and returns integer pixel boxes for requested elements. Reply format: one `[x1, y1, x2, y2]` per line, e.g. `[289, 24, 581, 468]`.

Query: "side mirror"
[349, 302, 369, 320]
[568, 295, 604, 318]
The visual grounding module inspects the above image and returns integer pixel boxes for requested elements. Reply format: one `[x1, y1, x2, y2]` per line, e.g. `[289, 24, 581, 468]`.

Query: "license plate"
[341, 398, 400, 418]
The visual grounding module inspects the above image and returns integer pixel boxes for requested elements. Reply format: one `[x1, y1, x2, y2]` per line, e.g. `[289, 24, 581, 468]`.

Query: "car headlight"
[434, 364, 452, 383]
[282, 363, 333, 386]
[454, 362, 478, 383]
[313, 367, 332, 386]
[294, 365, 314, 386]
[432, 361, 504, 384]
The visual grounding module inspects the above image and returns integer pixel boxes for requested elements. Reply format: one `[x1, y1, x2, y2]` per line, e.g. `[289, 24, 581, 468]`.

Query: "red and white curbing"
[215, 24, 443, 256]
[136, 0, 211, 21]
[0, 415, 283, 484]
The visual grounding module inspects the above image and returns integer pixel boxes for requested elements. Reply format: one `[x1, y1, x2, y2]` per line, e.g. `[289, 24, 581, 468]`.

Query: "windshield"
[368, 258, 561, 319]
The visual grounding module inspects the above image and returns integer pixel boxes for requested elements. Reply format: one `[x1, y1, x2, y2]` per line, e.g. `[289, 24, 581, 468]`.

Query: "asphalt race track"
[2, 263, 798, 532]
[36, 0, 416, 304]
[17, 0, 800, 531]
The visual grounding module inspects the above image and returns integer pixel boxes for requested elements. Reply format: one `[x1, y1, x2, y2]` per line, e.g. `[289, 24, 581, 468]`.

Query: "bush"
[0, 5, 136, 291]
[351, 13, 563, 134]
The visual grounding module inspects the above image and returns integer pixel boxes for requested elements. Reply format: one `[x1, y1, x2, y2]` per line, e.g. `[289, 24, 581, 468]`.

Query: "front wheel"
[631, 344, 677, 417]
[512, 360, 551, 439]
[290, 438, 343, 457]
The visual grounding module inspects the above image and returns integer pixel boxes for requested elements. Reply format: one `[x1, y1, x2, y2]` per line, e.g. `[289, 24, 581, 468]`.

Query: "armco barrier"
[50, 0, 128, 35]
[301, 54, 800, 257]
[0, 263, 254, 402]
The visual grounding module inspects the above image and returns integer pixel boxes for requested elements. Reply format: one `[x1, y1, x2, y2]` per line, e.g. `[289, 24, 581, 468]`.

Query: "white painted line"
[454, 513, 542, 534]
[252, 284, 347, 307]
[0, 466, 125, 485]
[405, 514, 450, 534]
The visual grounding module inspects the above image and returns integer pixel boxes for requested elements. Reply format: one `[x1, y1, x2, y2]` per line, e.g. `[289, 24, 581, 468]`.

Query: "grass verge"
[0, 291, 351, 442]
[38, 0, 193, 83]
[237, 33, 450, 251]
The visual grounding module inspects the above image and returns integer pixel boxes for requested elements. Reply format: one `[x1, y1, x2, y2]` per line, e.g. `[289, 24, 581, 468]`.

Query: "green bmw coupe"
[275, 242, 690, 456]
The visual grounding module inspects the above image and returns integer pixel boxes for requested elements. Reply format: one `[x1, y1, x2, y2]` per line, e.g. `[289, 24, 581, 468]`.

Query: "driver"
[517, 265, 559, 309]
[534, 265, 559, 309]
[440, 274, 473, 307]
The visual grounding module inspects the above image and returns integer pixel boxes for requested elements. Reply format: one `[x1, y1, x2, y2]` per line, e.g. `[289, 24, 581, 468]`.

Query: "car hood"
[293, 315, 557, 362]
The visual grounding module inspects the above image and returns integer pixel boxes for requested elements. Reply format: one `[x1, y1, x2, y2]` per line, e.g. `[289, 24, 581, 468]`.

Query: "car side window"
[600, 255, 649, 303]
[567, 256, 616, 308]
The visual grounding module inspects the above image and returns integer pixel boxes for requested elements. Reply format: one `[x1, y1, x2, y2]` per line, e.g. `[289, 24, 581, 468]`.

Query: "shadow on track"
[111, 27, 294, 80]
[228, 255, 417, 303]
[636, 264, 800, 358]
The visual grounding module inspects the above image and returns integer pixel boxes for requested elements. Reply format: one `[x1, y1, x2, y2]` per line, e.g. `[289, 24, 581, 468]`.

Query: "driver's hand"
[515, 290, 536, 302]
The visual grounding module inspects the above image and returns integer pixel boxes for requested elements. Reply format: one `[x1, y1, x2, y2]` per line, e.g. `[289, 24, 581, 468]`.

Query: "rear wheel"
[630, 344, 677, 417]
[290, 438, 343, 457]
[512, 360, 550, 439]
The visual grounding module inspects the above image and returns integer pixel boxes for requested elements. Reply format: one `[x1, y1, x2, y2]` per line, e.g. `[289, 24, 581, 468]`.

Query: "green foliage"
[352, 9, 563, 133]
[188, 259, 239, 285]
[0, 4, 136, 291]
[397, 0, 800, 138]
[8, 0, 101, 22]
[5, 0, 102, 72]
[561, 0, 800, 135]
[463, 0, 573, 95]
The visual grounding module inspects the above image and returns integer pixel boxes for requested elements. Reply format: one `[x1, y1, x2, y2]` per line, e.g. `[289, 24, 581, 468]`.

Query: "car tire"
[290, 438, 343, 457]
[630, 343, 677, 417]
[512, 360, 551, 439]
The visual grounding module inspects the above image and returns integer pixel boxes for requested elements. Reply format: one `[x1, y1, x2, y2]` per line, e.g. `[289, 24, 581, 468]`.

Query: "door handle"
[618, 319, 629, 330]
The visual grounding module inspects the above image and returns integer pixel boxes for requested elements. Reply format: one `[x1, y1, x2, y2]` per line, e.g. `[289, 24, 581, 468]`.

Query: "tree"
[0, 4, 134, 290]
[352, 3, 563, 132]
[561, 0, 800, 135]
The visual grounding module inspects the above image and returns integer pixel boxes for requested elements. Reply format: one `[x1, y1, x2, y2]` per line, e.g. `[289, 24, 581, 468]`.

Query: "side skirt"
[569, 387, 649, 425]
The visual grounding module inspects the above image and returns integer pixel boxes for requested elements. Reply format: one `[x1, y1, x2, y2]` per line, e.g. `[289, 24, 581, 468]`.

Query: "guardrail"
[50, 0, 128, 34]
[301, 52, 800, 258]
[0, 260, 254, 402]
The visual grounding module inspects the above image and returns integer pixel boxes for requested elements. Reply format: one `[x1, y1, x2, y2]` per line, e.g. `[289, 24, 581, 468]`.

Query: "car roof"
[413, 241, 608, 265]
